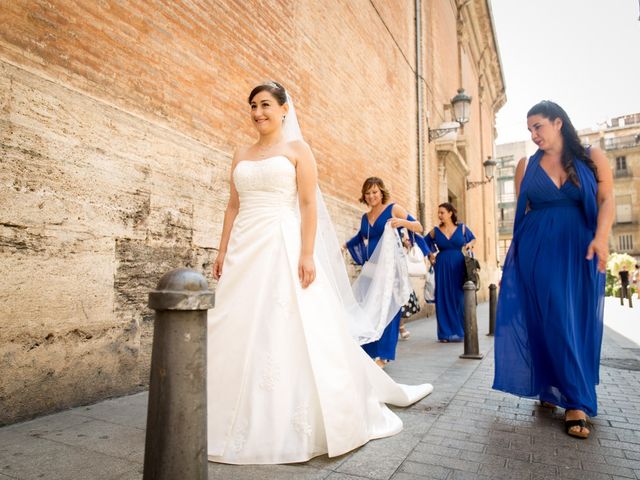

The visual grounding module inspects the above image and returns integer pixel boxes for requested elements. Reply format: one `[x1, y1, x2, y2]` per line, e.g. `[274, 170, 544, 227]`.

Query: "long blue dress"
[493, 150, 605, 417]
[425, 224, 476, 341]
[346, 204, 429, 361]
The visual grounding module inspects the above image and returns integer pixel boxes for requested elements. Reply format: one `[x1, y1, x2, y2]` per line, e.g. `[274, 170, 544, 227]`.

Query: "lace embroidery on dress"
[259, 354, 280, 391]
[292, 404, 312, 437]
[275, 287, 290, 311]
[230, 419, 249, 453]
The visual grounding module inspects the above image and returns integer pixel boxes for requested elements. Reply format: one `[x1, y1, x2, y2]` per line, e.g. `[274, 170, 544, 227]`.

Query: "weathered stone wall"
[0, 0, 425, 424]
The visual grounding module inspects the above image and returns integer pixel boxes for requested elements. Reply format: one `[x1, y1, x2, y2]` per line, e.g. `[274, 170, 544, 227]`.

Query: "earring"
[282, 115, 286, 121]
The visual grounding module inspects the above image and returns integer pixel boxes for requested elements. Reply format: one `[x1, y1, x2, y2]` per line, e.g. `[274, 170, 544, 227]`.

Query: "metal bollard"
[460, 281, 484, 360]
[628, 288, 634, 308]
[143, 268, 215, 480]
[487, 283, 497, 336]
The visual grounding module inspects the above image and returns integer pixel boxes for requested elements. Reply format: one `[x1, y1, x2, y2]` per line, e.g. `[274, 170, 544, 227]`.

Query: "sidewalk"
[1, 301, 639, 480]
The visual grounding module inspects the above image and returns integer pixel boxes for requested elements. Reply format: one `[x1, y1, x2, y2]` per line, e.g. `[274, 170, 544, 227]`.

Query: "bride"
[207, 81, 433, 464]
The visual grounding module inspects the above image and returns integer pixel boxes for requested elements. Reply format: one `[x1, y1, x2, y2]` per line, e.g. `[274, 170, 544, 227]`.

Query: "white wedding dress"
[207, 155, 433, 464]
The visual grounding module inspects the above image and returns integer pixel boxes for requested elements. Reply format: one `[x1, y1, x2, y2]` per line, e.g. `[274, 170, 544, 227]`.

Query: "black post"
[143, 268, 215, 480]
[628, 288, 634, 308]
[460, 281, 484, 360]
[487, 283, 497, 336]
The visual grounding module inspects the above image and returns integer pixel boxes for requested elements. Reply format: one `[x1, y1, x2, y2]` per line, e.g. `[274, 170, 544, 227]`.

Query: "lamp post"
[466, 157, 497, 190]
[428, 88, 472, 142]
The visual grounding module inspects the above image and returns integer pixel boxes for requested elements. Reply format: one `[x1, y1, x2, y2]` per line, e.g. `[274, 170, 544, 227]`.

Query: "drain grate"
[601, 358, 640, 372]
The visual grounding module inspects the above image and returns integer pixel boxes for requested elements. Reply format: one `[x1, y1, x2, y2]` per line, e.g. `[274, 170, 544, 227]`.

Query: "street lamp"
[428, 88, 472, 142]
[466, 157, 497, 190]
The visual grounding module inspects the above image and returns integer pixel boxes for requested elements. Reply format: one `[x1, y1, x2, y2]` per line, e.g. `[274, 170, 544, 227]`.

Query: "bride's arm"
[294, 141, 318, 289]
[213, 150, 241, 280]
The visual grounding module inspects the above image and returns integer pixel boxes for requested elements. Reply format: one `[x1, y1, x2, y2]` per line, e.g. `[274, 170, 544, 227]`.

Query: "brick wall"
[0, 0, 428, 423]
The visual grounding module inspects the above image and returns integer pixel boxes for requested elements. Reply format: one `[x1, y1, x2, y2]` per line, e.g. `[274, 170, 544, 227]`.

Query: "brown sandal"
[565, 411, 590, 439]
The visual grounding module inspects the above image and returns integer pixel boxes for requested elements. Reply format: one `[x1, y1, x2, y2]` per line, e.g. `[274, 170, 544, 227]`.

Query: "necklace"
[256, 137, 283, 158]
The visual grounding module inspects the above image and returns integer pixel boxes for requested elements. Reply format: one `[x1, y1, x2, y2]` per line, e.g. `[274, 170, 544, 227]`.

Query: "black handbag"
[463, 251, 481, 290]
[401, 290, 421, 318]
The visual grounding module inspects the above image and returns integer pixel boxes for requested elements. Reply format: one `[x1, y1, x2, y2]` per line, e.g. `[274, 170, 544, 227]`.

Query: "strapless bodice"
[233, 156, 297, 212]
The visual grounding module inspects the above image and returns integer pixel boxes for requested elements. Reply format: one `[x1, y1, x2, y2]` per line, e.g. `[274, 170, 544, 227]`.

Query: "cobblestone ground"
[1, 301, 639, 480]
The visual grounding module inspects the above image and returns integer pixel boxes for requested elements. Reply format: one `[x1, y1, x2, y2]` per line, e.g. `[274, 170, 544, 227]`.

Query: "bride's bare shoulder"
[286, 140, 314, 167]
[232, 145, 253, 165]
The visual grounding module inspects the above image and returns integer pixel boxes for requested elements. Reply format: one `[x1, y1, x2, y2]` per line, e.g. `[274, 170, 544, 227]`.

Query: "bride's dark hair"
[527, 100, 598, 185]
[248, 81, 287, 105]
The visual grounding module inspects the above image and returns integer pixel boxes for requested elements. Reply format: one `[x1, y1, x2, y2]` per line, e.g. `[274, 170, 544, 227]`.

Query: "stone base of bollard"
[459, 352, 484, 360]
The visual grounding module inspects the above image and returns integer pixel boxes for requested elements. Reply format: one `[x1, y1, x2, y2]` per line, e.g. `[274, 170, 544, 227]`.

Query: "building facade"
[494, 140, 537, 264]
[580, 114, 640, 262]
[0, 1, 504, 423]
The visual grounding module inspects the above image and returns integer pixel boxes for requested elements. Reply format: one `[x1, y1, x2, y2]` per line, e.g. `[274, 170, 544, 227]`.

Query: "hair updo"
[248, 81, 287, 105]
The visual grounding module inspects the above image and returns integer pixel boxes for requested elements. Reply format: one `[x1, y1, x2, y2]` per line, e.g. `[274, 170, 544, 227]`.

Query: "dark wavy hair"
[438, 202, 457, 226]
[359, 177, 390, 205]
[527, 100, 598, 185]
[248, 81, 287, 105]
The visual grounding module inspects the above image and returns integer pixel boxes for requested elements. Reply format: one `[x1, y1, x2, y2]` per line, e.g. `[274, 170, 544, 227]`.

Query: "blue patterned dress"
[425, 224, 476, 341]
[493, 150, 605, 416]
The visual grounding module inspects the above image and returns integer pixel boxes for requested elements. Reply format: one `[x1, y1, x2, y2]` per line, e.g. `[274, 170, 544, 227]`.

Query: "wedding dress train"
[207, 155, 433, 464]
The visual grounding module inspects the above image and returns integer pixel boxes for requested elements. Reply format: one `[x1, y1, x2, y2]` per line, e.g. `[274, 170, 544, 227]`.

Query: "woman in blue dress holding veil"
[346, 177, 429, 368]
[424, 203, 476, 342]
[493, 101, 613, 439]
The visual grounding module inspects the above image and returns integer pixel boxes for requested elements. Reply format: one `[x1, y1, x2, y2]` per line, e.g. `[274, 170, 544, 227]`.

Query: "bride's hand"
[298, 254, 316, 289]
[213, 252, 225, 280]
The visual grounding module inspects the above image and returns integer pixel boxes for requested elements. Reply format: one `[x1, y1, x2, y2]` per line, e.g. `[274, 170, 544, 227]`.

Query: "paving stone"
[336, 434, 418, 480]
[435, 438, 485, 454]
[396, 460, 451, 479]
[403, 452, 480, 473]
[447, 472, 493, 480]
[38, 418, 144, 462]
[599, 439, 640, 453]
[325, 473, 373, 480]
[458, 449, 506, 467]
[484, 445, 532, 462]
[556, 469, 614, 480]
[207, 463, 329, 480]
[506, 459, 558, 477]
[113, 468, 144, 480]
[604, 454, 640, 470]
[0, 436, 137, 480]
[531, 450, 581, 468]
[73, 392, 149, 430]
[580, 460, 635, 478]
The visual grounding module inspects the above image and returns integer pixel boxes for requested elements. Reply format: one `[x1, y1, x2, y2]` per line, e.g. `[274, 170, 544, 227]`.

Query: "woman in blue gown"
[425, 203, 476, 342]
[493, 101, 614, 439]
[346, 177, 429, 368]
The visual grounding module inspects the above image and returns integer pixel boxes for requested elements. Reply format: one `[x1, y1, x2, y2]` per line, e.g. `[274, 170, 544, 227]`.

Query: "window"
[498, 179, 515, 203]
[616, 195, 633, 223]
[616, 156, 627, 171]
[619, 235, 634, 251]
[498, 239, 511, 264]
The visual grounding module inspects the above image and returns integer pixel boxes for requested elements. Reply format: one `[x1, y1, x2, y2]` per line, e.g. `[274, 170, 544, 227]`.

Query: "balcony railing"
[498, 193, 516, 204]
[604, 135, 640, 151]
[497, 166, 515, 178]
[498, 220, 514, 234]
[614, 169, 631, 178]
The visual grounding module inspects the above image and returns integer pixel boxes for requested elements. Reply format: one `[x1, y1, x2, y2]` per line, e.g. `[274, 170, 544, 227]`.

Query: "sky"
[490, 0, 640, 144]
